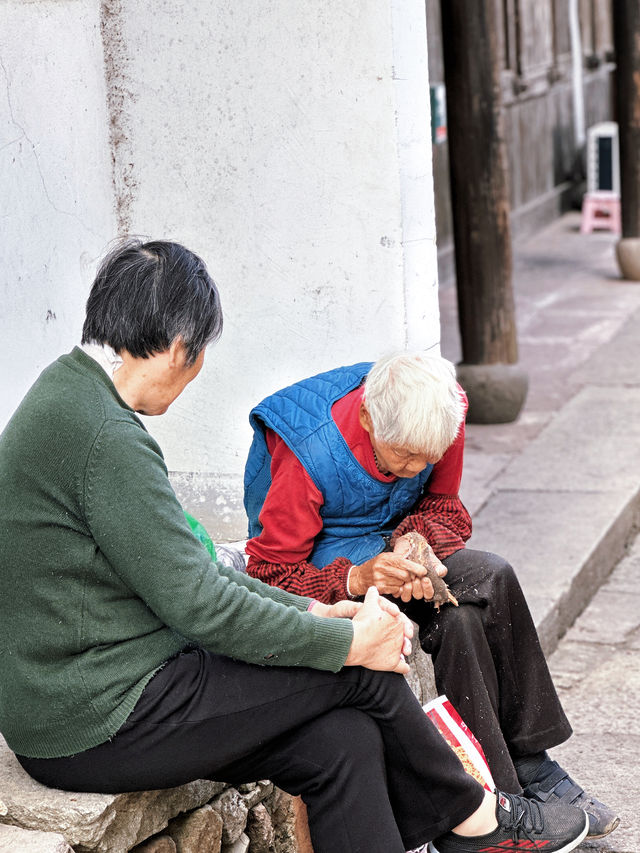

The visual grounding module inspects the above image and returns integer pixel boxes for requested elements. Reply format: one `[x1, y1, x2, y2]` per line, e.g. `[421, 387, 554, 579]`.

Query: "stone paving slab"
[571, 310, 640, 387]
[456, 450, 512, 517]
[465, 375, 640, 654]
[547, 535, 640, 853]
[496, 387, 640, 495]
[562, 587, 640, 648]
[468, 487, 639, 653]
[554, 730, 639, 853]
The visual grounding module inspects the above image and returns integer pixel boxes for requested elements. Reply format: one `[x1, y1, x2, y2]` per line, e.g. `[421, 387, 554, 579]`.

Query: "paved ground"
[549, 528, 640, 852]
[439, 211, 640, 851]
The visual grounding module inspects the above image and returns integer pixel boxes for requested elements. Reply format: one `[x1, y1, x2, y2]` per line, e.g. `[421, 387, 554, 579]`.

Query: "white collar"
[80, 342, 123, 379]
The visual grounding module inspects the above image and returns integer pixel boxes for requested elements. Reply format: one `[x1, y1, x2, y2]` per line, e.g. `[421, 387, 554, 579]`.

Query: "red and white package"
[423, 695, 495, 793]
[405, 697, 495, 853]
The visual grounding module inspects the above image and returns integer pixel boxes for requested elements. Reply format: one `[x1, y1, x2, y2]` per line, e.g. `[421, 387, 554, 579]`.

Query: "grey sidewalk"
[549, 527, 640, 852]
[439, 211, 640, 654]
[439, 211, 640, 851]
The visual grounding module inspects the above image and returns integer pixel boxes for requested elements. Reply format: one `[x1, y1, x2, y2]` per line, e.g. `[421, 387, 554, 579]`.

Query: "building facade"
[427, 0, 615, 283]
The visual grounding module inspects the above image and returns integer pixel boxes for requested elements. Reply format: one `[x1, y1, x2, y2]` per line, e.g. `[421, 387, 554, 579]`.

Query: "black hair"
[81, 239, 223, 364]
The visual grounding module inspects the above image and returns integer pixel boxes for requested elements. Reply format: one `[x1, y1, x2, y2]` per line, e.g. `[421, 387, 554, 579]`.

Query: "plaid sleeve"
[390, 493, 472, 560]
[246, 555, 353, 605]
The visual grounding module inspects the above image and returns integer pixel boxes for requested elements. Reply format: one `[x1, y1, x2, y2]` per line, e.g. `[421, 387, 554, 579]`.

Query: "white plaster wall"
[391, 0, 440, 351]
[0, 0, 116, 425]
[104, 0, 438, 535]
[0, 0, 438, 539]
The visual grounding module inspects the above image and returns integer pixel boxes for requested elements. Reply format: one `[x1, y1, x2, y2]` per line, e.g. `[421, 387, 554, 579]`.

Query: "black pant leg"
[19, 648, 483, 853]
[402, 548, 572, 792]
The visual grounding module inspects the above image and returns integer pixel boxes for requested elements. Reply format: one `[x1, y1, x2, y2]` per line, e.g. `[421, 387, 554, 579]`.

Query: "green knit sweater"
[0, 348, 353, 759]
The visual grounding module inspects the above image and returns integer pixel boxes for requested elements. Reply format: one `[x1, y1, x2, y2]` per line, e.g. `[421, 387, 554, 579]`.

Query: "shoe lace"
[502, 792, 544, 846]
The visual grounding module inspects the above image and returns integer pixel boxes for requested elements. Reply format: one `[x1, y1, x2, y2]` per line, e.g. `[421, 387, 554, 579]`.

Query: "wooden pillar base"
[290, 796, 314, 853]
[455, 363, 528, 424]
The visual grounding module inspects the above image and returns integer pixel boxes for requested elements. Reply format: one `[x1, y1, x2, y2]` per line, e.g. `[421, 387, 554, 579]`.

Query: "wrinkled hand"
[392, 534, 447, 603]
[349, 551, 429, 603]
[376, 594, 413, 657]
[314, 597, 412, 658]
[312, 600, 362, 620]
[344, 587, 411, 673]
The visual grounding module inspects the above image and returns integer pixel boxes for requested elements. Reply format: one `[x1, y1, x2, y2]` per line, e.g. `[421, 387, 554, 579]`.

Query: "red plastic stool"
[580, 191, 621, 234]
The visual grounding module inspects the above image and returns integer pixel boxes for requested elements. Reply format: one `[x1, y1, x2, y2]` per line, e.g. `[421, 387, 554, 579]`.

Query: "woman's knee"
[445, 548, 521, 602]
[479, 550, 516, 582]
[447, 547, 511, 576]
[323, 708, 382, 756]
[301, 708, 385, 790]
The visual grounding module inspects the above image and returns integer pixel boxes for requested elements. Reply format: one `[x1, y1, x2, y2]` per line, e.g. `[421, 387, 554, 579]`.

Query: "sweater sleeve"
[247, 555, 353, 605]
[84, 419, 353, 672]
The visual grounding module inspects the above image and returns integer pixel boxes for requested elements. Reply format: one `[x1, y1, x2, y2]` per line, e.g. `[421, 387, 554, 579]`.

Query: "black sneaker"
[521, 756, 619, 839]
[427, 790, 588, 853]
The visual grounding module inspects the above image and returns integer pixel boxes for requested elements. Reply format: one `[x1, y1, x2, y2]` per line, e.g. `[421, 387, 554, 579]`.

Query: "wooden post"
[612, 1, 640, 239]
[439, 0, 528, 422]
[291, 796, 314, 853]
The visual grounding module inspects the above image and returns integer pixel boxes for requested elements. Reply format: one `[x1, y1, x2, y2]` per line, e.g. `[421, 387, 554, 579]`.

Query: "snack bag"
[423, 695, 495, 793]
[406, 697, 495, 853]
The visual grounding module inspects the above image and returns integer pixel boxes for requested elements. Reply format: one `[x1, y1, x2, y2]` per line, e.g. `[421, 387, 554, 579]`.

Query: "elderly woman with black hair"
[0, 240, 588, 853]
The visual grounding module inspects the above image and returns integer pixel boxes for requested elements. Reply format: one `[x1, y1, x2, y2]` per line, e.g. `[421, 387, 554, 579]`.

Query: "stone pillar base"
[615, 237, 640, 281]
[455, 362, 528, 424]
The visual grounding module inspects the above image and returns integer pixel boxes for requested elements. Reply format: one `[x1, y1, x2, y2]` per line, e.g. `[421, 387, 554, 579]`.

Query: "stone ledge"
[0, 736, 224, 852]
[0, 736, 287, 853]
[0, 823, 73, 852]
[0, 646, 436, 852]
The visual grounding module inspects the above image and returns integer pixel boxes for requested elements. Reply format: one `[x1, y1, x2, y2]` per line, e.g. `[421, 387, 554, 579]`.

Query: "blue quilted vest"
[244, 364, 433, 568]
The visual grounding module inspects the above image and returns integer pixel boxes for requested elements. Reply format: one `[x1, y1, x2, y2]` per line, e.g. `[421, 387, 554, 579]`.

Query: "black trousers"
[19, 649, 484, 853]
[401, 548, 573, 793]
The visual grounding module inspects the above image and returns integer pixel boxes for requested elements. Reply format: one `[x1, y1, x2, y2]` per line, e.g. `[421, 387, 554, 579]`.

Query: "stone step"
[0, 823, 73, 852]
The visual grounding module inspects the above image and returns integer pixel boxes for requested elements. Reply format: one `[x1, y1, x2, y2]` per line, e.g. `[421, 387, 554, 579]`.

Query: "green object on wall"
[184, 511, 217, 560]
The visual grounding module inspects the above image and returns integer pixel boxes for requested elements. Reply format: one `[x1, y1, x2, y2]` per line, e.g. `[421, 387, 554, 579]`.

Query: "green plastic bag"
[184, 511, 217, 561]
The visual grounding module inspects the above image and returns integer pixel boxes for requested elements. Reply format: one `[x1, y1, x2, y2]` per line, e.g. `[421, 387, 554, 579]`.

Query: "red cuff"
[246, 555, 353, 605]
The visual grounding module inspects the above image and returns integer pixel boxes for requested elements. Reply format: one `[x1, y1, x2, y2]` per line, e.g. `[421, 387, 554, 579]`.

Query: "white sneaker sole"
[427, 810, 589, 853]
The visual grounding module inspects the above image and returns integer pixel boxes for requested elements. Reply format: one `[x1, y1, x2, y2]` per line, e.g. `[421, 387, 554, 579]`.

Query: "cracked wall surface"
[100, 0, 136, 235]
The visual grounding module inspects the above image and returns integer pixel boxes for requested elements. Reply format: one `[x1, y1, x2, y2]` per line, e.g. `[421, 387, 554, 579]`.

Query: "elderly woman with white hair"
[244, 350, 618, 839]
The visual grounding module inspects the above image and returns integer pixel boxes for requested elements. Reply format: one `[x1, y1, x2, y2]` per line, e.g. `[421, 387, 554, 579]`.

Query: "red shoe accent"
[478, 841, 549, 851]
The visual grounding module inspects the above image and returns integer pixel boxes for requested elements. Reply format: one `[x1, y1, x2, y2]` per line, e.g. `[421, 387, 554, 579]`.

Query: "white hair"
[363, 351, 465, 457]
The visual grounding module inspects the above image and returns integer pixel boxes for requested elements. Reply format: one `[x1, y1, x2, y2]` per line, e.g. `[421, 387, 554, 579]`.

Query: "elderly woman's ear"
[358, 402, 375, 436]
[112, 338, 206, 417]
[167, 336, 191, 367]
